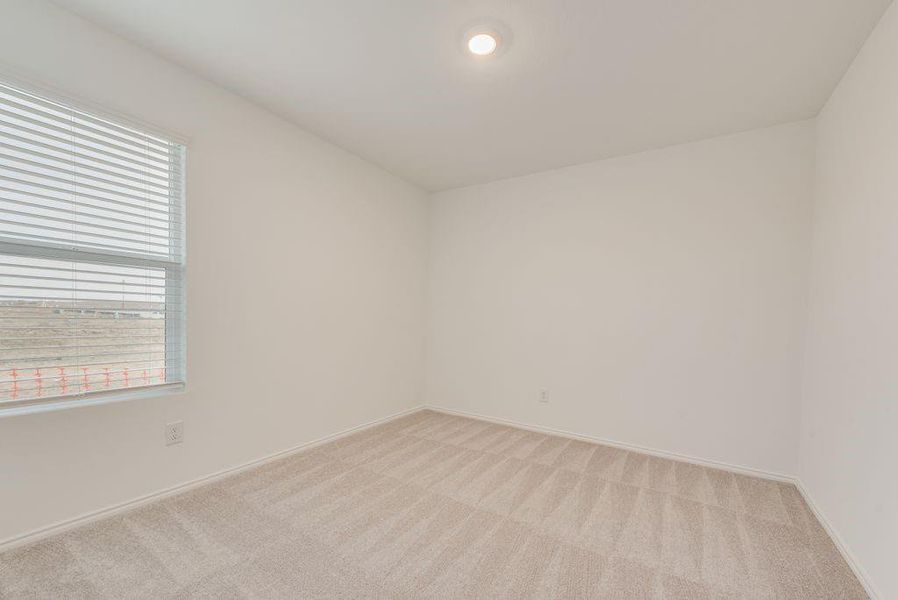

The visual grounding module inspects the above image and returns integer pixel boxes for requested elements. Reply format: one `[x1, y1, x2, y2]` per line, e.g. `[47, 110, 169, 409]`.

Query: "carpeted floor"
[0, 409, 867, 599]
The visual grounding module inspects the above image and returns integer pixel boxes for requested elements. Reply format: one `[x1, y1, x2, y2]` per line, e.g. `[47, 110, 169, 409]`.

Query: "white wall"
[799, 2, 898, 597]
[426, 122, 814, 476]
[0, 0, 428, 543]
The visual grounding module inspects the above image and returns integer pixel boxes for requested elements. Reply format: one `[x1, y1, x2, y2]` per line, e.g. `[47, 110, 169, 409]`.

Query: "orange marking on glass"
[58, 367, 68, 395]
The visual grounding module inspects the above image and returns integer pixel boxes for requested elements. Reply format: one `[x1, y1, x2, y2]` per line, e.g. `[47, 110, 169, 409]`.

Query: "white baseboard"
[0, 405, 426, 553]
[792, 480, 880, 600]
[424, 404, 794, 482]
[424, 404, 879, 599]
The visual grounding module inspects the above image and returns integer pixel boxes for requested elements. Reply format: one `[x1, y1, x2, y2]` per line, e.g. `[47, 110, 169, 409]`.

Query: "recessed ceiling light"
[467, 33, 498, 56]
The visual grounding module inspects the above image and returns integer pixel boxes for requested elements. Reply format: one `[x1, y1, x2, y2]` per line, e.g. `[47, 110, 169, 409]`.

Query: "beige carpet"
[0, 409, 867, 599]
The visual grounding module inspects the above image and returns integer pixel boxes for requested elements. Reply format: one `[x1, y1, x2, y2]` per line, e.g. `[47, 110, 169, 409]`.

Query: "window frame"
[0, 74, 188, 416]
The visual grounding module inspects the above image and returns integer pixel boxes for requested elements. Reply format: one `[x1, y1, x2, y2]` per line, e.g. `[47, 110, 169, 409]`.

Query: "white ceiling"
[52, 0, 893, 191]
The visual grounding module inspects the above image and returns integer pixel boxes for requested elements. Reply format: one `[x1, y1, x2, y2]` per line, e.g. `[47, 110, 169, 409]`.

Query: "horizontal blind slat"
[1, 119, 179, 176]
[0, 260, 169, 278]
[0, 136, 173, 186]
[0, 273, 177, 288]
[2, 342, 164, 353]
[1, 358, 167, 374]
[0, 95, 174, 159]
[0, 230, 174, 259]
[0, 86, 171, 150]
[0, 208, 175, 242]
[0, 316, 183, 322]
[0, 186, 180, 226]
[0, 173, 174, 216]
[0, 107, 172, 167]
[0, 146, 172, 193]
[2, 347, 165, 361]
[0, 197, 178, 233]
[3, 338, 163, 345]
[0, 162, 173, 207]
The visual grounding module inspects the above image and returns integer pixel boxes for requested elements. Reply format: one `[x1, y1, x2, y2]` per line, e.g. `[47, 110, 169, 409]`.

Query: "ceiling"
[52, 0, 893, 191]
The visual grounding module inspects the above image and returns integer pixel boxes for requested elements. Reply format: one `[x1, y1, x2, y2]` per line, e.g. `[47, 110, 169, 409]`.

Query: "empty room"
[0, 0, 896, 598]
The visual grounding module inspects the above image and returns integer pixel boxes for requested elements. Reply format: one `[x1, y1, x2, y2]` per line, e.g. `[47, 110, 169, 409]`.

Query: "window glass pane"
[0, 81, 185, 407]
[0, 255, 168, 401]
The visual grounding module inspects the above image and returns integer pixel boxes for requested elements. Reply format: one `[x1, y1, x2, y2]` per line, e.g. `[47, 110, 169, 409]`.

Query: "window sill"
[0, 383, 186, 418]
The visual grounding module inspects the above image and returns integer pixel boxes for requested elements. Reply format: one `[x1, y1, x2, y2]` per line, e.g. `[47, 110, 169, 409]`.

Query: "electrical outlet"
[539, 388, 549, 403]
[165, 421, 184, 446]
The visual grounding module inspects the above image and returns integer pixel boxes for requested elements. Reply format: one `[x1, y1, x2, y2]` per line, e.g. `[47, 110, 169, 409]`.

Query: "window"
[0, 81, 185, 410]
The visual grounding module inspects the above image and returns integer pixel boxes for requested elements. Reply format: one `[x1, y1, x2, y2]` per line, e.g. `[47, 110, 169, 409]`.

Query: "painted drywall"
[799, 2, 898, 597]
[0, 0, 428, 543]
[426, 122, 814, 476]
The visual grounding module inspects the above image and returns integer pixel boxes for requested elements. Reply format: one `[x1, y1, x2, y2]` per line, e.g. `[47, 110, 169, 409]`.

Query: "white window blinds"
[0, 81, 185, 409]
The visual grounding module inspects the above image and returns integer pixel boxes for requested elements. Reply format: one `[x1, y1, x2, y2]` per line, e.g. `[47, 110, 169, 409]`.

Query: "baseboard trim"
[0, 405, 426, 553]
[424, 404, 794, 482]
[792, 480, 880, 600]
[424, 404, 879, 599]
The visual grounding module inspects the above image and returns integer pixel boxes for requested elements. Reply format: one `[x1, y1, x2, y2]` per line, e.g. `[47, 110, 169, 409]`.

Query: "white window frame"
[0, 74, 187, 416]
